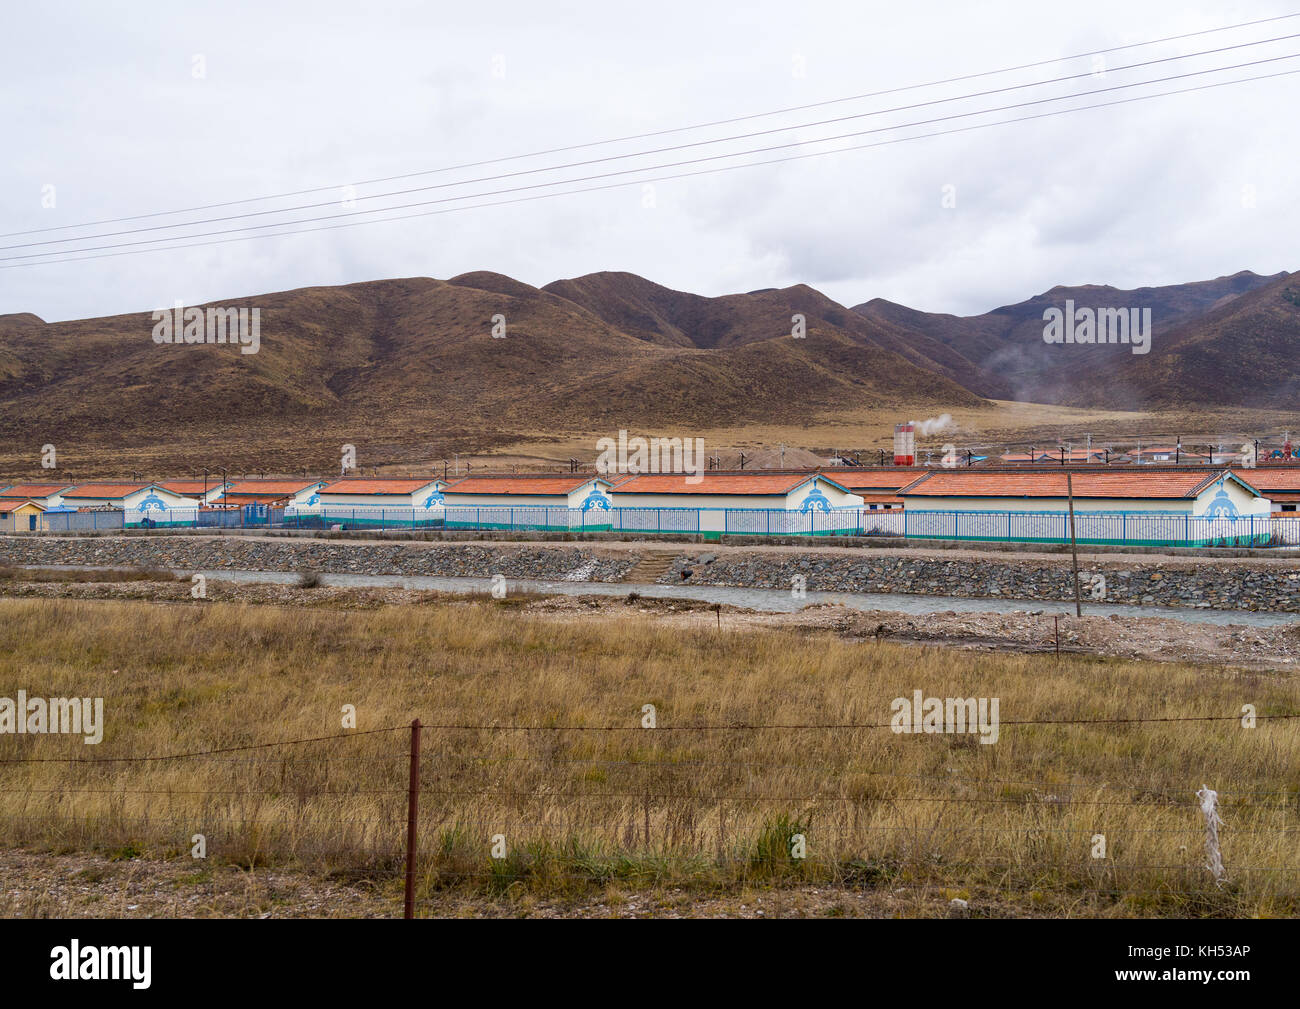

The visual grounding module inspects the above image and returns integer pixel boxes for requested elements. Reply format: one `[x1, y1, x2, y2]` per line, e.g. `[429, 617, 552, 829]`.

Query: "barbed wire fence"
[2, 713, 1299, 918]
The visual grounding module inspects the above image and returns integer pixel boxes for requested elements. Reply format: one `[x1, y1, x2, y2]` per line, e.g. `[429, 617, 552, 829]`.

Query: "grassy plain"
[0, 595, 1297, 917]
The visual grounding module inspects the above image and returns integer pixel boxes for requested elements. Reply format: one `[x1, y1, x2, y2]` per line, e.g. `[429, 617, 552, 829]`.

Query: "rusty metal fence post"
[404, 718, 422, 919]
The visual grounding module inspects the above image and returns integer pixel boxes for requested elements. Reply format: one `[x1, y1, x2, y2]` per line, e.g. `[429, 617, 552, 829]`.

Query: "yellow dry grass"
[0, 596, 1297, 917]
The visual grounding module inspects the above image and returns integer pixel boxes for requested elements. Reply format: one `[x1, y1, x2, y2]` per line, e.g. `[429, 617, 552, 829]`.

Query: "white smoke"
[911, 413, 954, 437]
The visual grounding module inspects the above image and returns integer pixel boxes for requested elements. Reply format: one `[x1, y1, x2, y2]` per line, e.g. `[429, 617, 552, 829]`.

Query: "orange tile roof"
[157, 480, 226, 494]
[224, 480, 321, 496]
[444, 475, 607, 495]
[1230, 468, 1300, 491]
[820, 471, 910, 491]
[61, 483, 152, 498]
[319, 478, 440, 495]
[0, 483, 73, 498]
[0, 499, 43, 512]
[858, 494, 903, 505]
[613, 473, 839, 495]
[900, 470, 1235, 499]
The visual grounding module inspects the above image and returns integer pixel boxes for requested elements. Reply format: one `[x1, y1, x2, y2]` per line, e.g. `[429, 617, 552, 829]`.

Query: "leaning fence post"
[404, 718, 422, 919]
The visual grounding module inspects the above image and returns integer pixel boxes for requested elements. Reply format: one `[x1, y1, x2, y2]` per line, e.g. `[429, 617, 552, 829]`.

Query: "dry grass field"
[1, 594, 1297, 917]
[2, 400, 1295, 481]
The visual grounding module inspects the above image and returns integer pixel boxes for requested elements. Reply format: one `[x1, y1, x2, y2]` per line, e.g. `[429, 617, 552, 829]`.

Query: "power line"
[5, 31, 1294, 254]
[3, 10, 1297, 241]
[8, 31, 1297, 253]
[3, 58, 1297, 268]
[5, 64, 1294, 270]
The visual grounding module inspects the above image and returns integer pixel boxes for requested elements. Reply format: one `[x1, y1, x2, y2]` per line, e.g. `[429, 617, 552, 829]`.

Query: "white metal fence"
[22, 505, 1300, 548]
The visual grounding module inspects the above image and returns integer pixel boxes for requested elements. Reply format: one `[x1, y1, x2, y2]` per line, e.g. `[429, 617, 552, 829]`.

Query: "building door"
[28, 515, 37, 531]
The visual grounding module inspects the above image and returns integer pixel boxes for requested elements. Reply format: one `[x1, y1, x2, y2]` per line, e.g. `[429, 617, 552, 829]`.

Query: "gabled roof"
[0, 483, 74, 498]
[818, 470, 912, 492]
[899, 470, 1255, 500]
[612, 472, 851, 495]
[443, 475, 611, 495]
[0, 499, 44, 513]
[61, 482, 154, 499]
[318, 478, 442, 495]
[156, 480, 228, 495]
[1230, 468, 1300, 491]
[224, 479, 323, 496]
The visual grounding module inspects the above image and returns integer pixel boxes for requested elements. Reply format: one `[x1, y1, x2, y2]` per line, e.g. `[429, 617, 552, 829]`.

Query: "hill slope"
[852, 270, 1288, 404]
[0, 272, 982, 475]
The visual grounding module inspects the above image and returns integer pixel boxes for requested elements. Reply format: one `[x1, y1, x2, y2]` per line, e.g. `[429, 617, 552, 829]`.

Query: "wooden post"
[1067, 473, 1082, 618]
[404, 718, 421, 919]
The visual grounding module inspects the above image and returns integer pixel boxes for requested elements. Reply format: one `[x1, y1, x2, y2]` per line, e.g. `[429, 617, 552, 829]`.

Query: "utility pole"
[1067, 472, 1082, 618]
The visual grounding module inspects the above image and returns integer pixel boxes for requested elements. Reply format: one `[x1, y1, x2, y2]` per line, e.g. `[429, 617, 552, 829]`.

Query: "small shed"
[0, 499, 46, 532]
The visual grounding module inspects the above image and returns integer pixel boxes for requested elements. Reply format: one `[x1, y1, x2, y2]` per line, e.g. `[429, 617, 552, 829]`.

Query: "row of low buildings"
[2, 466, 1297, 530]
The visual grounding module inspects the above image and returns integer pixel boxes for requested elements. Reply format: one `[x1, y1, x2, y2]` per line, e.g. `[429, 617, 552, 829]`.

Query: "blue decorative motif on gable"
[422, 489, 445, 509]
[580, 486, 611, 512]
[137, 492, 167, 512]
[1204, 477, 1239, 520]
[305, 492, 320, 506]
[799, 485, 831, 514]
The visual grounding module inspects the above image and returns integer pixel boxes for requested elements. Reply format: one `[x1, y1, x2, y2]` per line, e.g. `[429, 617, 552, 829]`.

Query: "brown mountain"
[852, 270, 1289, 405]
[544, 271, 1012, 398]
[2, 266, 1293, 478]
[1070, 271, 1300, 409]
[0, 272, 982, 476]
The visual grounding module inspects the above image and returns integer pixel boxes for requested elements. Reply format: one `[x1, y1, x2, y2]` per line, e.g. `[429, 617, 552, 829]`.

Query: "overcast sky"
[3, 0, 1297, 322]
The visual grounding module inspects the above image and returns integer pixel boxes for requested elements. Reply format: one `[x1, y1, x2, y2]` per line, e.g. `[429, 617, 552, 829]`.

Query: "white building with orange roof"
[610, 471, 863, 537]
[899, 469, 1269, 516]
[898, 469, 1272, 546]
[610, 471, 862, 511]
[1230, 467, 1300, 513]
[156, 479, 231, 506]
[220, 478, 326, 508]
[817, 468, 914, 510]
[441, 474, 613, 510]
[61, 482, 202, 511]
[315, 477, 446, 509]
[0, 482, 76, 508]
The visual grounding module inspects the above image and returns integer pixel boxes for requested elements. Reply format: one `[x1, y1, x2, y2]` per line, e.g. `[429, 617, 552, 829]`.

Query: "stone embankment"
[0, 536, 1296, 612]
[668, 552, 1300, 612]
[0, 537, 634, 582]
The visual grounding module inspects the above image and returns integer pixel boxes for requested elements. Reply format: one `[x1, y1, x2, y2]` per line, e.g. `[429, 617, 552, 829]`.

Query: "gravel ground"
[3, 575, 1299, 669]
[0, 850, 1019, 918]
